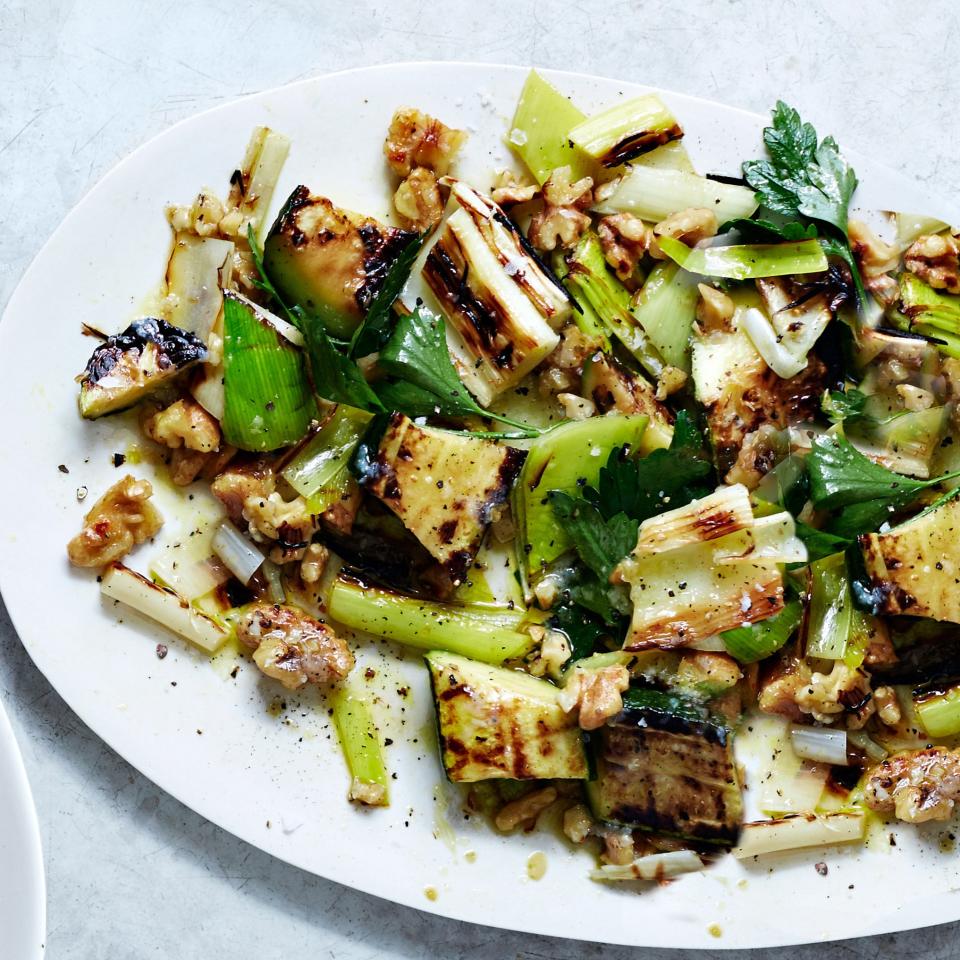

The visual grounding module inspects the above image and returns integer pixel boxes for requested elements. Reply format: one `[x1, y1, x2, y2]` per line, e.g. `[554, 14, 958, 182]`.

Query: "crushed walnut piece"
[650, 207, 717, 259]
[393, 166, 444, 232]
[597, 213, 649, 282]
[491, 169, 539, 207]
[562, 803, 595, 844]
[528, 165, 593, 252]
[904, 233, 960, 294]
[67, 475, 163, 568]
[849, 219, 900, 305]
[494, 786, 557, 832]
[144, 398, 220, 453]
[237, 603, 354, 690]
[384, 106, 467, 178]
[865, 747, 960, 823]
[558, 664, 630, 731]
[696, 283, 735, 332]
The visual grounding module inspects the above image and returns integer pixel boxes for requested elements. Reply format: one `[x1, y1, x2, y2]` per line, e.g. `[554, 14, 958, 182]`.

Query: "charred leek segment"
[425, 650, 588, 782]
[805, 552, 853, 660]
[590, 850, 705, 883]
[569, 93, 683, 168]
[221, 293, 315, 452]
[211, 523, 265, 585]
[722, 600, 802, 664]
[330, 680, 389, 807]
[263, 186, 416, 339]
[422, 182, 569, 406]
[914, 680, 960, 738]
[328, 576, 537, 664]
[165, 235, 234, 342]
[236, 126, 292, 242]
[656, 236, 828, 281]
[78, 317, 207, 419]
[630, 261, 699, 372]
[514, 415, 649, 581]
[357, 413, 526, 584]
[564, 232, 664, 375]
[281, 405, 372, 512]
[508, 70, 595, 185]
[731, 812, 866, 859]
[790, 725, 849, 766]
[100, 562, 229, 654]
[616, 484, 804, 650]
[861, 493, 960, 623]
[898, 273, 960, 356]
[592, 166, 758, 224]
[586, 687, 742, 845]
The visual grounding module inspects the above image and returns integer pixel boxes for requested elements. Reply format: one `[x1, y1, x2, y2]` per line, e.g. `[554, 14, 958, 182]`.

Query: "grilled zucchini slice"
[78, 317, 207, 419]
[263, 186, 415, 339]
[359, 413, 525, 585]
[861, 493, 960, 623]
[586, 687, 742, 845]
[426, 650, 588, 782]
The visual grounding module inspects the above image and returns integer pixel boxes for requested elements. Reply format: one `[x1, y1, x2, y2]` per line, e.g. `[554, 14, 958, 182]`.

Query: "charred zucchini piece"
[78, 317, 207, 419]
[425, 650, 588, 782]
[861, 493, 960, 623]
[581, 352, 672, 448]
[358, 413, 525, 585]
[586, 687, 742, 845]
[263, 186, 415, 339]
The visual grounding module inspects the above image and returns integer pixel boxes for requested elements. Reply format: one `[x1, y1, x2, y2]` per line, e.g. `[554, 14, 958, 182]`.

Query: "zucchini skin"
[587, 687, 742, 846]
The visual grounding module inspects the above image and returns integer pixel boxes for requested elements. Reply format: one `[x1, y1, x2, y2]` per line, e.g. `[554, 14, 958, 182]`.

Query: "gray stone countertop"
[3, 1, 960, 956]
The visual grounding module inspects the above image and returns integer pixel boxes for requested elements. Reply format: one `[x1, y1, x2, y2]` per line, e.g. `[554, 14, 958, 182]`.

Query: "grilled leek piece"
[586, 687, 742, 845]
[569, 94, 683, 168]
[861, 493, 960, 623]
[616, 484, 804, 650]
[359, 413, 525, 584]
[78, 317, 207, 419]
[425, 650, 588, 782]
[422, 181, 571, 406]
[263, 186, 415, 339]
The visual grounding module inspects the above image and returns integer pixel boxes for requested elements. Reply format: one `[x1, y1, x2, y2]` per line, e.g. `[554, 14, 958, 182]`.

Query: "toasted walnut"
[384, 106, 467, 178]
[237, 603, 353, 690]
[243, 491, 319, 564]
[724, 424, 785, 489]
[349, 779, 387, 806]
[760, 658, 873, 728]
[528, 166, 594, 252]
[650, 208, 718, 259]
[558, 665, 630, 731]
[864, 747, 960, 823]
[562, 803, 595, 844]
[393, 167, 444, 232]
[528, 627, 571, 680]
[299, 543, 330, 584]
[873, 685, 902, 727]
[144, 398, 220, 453]
[169, 448, 209, 487]
[849, 220, 899, 276]
[904, 233, 960, 294]
[655, 365, 688, 401]
[600, 827, 636, 865]
[166, 189, 227, 238]
[696, 283, 735, 333]
[557, 392, 596, 420]
[67, 476, 163, 568]
[211, 461, 276, 524]
[676, 652, 742, 692]
[491, 169, 539, 207]
[597, 213, 649, 282]
[494, 786, 558, 832]
[896, 383, 936, 411]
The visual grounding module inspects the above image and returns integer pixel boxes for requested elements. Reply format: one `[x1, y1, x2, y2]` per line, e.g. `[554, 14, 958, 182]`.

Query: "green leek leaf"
[221, 293, 315, 452]
[656, 235, 828, 280]
[722, 601, 802, 664]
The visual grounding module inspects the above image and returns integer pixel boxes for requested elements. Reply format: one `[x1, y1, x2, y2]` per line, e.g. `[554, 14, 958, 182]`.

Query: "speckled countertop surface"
[3, 1, 960, 957]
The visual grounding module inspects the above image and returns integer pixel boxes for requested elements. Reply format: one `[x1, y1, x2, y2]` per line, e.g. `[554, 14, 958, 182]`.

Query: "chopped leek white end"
[422, 183, 565, 406]
[569, 93, 683, 168]
[657, 236, 828, 281]
[592, 166, 758, 224]
[211, 522, 264, 585]
[100, 562, 229, 654]
[633, 483, 754, 555]
[732, 811, 866, 859]
[330, 679, 389, 807]
[617, 488, 804, 650]
[590, 849, 704, 882]
[149, 552, 229, 601]
[164, 235, 234, 342]
[261, 560, 286, 604]
[790, 725, 849, 766]
[239, 126, 292, 241]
